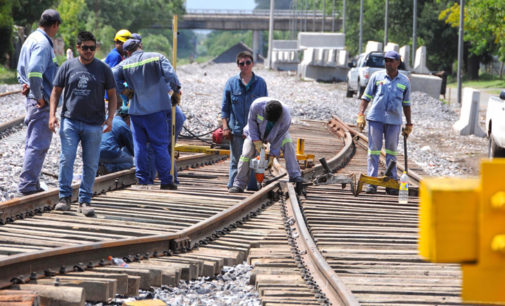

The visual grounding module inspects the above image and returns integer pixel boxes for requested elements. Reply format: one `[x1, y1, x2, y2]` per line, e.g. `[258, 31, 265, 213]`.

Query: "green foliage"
[0, 66, 17, 84]
[57, 0, 87, 53]
[0, 0, 14, 64]
[12, 0, 57, 29]
[202, 31, 252, 57]
[142, 34, 171, 57]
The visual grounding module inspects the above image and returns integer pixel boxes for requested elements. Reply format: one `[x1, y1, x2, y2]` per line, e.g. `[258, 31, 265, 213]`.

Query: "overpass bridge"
[152, 9, 343, 62]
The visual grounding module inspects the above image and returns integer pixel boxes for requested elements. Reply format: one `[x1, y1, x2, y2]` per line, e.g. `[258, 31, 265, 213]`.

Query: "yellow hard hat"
[114, 29, 132, 43]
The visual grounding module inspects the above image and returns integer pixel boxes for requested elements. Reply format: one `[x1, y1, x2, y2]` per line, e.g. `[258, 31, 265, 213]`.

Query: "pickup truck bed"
[485, 91, 505, 157]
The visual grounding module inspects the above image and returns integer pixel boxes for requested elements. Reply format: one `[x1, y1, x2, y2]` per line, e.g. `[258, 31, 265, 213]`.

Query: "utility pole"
[332, 0, 335, 32]
[412, 0, 417, 67]
[359, 0, 363, 54]
[384, 0, 389, 47]
[342, 0, 346, 34]
[322, 0, 325, 32]
[267, 0, 274, 69]
[457, 0, 464, 104]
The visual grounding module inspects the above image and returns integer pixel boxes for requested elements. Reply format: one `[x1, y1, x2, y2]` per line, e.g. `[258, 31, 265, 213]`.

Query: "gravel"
[0, 62, 488, 202]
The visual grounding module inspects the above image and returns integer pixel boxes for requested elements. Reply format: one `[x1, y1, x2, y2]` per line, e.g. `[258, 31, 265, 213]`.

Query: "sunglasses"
[238, 60, 252, 66]
[81, 45, 96, 51]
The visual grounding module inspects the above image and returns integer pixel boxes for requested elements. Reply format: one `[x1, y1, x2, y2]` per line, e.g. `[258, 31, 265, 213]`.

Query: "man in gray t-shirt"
[49, 31, 117, 217]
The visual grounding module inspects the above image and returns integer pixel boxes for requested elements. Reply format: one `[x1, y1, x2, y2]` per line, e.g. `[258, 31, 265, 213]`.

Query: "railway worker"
[112, 38, 181, 190]
[228, 98, 303, 193]
[49, 31, 117, 217]
[16, 9, 61, 196]
[221, 51, 268, 192]
[104, 29, 131, 68]
[356, 50, 413, 195]
[98, 106, 134, 174]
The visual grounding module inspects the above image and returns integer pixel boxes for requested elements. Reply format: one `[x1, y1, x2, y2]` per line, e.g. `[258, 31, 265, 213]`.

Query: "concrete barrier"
[413, 46, 430, 74]
[384, 42, 399, 52]
[399, 45, 411, 70]
[365, 41, 382, 53]
[410, 74, 442, 99]
[453, 88, 486, 137]
[298, 32, 345, 49]
[297, 47, 348, 82]
[271, 40, 300, 71]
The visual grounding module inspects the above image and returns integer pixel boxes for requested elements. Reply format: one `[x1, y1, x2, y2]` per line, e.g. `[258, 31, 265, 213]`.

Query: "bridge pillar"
[252, 30, 263, 63]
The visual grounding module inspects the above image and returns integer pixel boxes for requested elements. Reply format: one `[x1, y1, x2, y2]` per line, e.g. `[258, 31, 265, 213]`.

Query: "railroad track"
[0, 90, 24, 136]
[0, 118, 468, 305]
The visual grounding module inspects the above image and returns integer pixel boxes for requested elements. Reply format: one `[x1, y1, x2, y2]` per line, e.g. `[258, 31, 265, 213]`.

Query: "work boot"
[79, 202, 95, 217]
[289, 176, 310, 184]
[54, 197, 71, 211]
[228, 186, 243, 193]
[365, 185, 377, 194]
[386, 187, 399, 195]
[160, 183, 177, 190]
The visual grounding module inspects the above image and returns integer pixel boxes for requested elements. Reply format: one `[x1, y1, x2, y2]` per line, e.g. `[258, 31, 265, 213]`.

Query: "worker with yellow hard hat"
[104, 29, 131, 69]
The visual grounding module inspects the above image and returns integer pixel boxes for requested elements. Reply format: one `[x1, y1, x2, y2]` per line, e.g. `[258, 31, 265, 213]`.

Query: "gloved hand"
[357, 113, 366, 131]
[266, 155, 274, 169]
[171, 91, 181, 106]
[253, 140, 263, 153]
[124, 88, 134, 100]
[402, 123, 413, 137]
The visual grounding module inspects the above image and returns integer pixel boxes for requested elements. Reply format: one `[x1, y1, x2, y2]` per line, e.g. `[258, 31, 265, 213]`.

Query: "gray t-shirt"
[54, 58, 115, 125]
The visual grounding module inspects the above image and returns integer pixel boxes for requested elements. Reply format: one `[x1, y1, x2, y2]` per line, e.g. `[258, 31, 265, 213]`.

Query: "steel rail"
[0, 90, 21, 98]
[0, 115, 24, 134]
[331, 115, 422, 183]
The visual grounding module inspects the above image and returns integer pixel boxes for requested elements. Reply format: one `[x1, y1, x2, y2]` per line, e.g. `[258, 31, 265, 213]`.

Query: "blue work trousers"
[131, 112, 172, 185]
[228, 134, 258, 190]
[233, 133, 301, 189]
[59, 118, 102, 203]
[100, 148, 133, 173]
[367, 120, 401, 180]
[18, 98, 53, 194]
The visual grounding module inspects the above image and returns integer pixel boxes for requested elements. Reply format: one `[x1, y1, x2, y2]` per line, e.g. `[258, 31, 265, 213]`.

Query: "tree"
[57, 0, 87, 52]
[12, 0, 57, 31]
[0, 0, 13, 64]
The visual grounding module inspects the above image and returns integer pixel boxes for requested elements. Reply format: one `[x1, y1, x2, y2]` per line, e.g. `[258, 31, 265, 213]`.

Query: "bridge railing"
[185, 9, 326, 17]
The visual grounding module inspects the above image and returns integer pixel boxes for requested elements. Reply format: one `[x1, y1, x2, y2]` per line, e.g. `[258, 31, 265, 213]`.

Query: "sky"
[185, 0, 256, 10]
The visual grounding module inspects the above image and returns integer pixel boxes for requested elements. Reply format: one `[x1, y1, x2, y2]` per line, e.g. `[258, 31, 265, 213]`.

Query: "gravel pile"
[0, 62, 488, 201]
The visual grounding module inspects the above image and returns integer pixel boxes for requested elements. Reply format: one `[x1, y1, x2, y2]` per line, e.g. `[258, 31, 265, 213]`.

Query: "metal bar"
[384, 0, 389, 47]
[359, 0, 363, 54]
[267, 0, 275, 69]
[457, 0, 464, 104]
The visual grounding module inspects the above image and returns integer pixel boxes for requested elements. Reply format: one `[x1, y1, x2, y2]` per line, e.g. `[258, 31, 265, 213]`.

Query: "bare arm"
[104, 88, 117, 133]
[359, 99, 369, 114]
[403, 105, 411, 125]
[48, 86, 63, 133]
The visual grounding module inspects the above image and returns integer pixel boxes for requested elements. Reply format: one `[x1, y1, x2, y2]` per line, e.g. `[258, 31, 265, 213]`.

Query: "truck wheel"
[346, 83, 354, 98]
[488, 136, 505, 158]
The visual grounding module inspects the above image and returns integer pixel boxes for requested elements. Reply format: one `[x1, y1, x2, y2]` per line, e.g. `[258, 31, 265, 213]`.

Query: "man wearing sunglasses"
[356, 50, 413, 195]
[221, 51, 268, 192]
[49, 31, 117, 216]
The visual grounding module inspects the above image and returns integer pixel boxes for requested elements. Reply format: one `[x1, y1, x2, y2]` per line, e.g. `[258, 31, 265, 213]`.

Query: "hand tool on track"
[312, 157, 355, 193]
[354, 131, 418, 196]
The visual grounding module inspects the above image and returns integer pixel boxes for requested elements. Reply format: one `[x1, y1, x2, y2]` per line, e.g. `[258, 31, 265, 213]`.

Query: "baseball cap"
[384, 50, 401, 61]
[131, 33, 142, 42]
[123, 39, 140, 52]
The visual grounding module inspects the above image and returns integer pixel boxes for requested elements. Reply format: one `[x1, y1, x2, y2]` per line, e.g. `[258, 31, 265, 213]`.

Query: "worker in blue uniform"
[229, 98, 303, 193]
[356, 50, 413, 194]
[221, 51, 268, 191]
[104, 29, 131, 68]
[112, 38, 181, 190]
[16, 9, 61, 195]
[99, 106, 134, 174]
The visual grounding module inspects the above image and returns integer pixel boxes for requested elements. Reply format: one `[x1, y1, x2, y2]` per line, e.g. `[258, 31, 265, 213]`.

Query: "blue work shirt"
[17, 28, 59, 102]
[100, 116, 134, 159]
[244, 97, 291, 157]
[112, 50, 181, 116]
[362, 70, 411, 125]
[221, 73, 268, 135]
[104, 48, 123, 69]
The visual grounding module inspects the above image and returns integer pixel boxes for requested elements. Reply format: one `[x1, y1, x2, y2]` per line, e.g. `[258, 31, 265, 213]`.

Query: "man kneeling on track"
[228, 97, 305, 193]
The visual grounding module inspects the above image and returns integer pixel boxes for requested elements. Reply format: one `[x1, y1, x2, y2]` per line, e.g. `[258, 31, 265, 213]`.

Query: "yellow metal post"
[419, 159, 505, 304]
[296, 138, 305, 155]
[170, 15, 178, 179]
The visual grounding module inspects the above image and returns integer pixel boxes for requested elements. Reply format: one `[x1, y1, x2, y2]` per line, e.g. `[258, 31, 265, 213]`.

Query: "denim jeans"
[18, 98, 53, 194]
[59, 118, 102, 203]
[100, 147, 133, 173]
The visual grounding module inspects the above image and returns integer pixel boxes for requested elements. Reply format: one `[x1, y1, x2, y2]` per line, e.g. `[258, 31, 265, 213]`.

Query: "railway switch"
[419, 159, 505, 304]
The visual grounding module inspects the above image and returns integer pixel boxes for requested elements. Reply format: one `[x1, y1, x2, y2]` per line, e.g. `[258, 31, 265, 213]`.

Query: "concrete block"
[272, 40, 297, 49]
[298, 32, 345, 49]
[384, 42, 399, 52]
[365, 41, 383, 53]
[337, 50, 348, 66]
[410, 74, 442, 99]
[93, 267, 152, 290]
[453, 88, 486, 137]
[399, 45, 411, 70]
[414, 46, 430, 74]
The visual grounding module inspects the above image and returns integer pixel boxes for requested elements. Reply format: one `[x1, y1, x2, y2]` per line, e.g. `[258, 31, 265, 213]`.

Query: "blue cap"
[384, 50, 401, 61]
[123, 39, 140, 52]
[131, 33, 142, 42]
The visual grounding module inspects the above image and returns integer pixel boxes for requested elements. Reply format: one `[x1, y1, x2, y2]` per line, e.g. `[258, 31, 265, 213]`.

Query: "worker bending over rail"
[356, 50, 413, 195]
[229, 98, 304, 193]
[112, 38, 181, 190]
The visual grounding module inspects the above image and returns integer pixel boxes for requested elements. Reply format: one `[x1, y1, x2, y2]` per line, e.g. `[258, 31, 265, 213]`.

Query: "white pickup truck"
[346, 51, 409, 98]
[485, 90, 505, 157]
